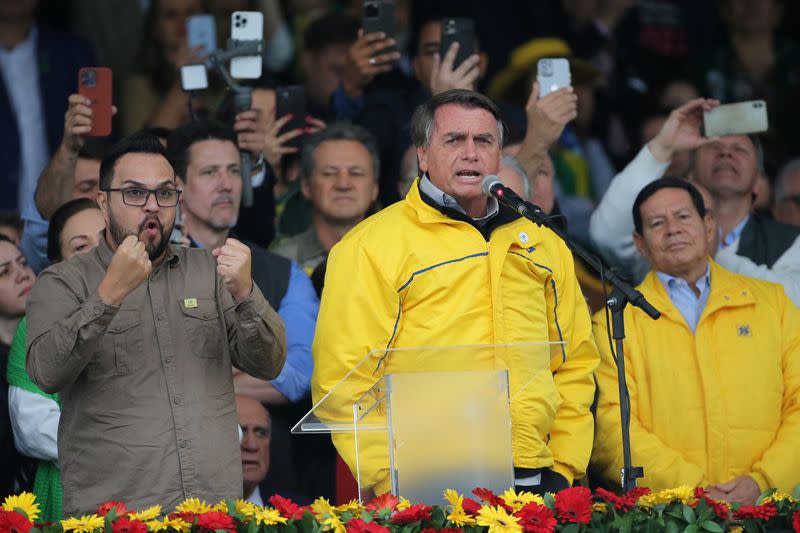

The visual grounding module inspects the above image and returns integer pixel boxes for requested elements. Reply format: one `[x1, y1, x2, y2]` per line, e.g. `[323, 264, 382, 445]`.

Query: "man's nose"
[143, 191, 160, 212]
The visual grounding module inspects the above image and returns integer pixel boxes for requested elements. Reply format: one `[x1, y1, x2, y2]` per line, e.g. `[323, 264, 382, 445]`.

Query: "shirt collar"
[418, 173, 498, 222]
[720, 214, 750, 248]
[0, 24, 37, 54]
[655, 262, 711, 295]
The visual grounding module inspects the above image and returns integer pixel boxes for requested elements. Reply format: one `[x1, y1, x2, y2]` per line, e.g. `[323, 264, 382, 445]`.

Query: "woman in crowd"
[0, 235, 35, 500]
[6, 199, 105, 520]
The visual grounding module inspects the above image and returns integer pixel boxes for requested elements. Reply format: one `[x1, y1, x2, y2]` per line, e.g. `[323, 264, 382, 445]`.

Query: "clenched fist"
[98, 236, 152, 306]
[212, 238, 253, 301]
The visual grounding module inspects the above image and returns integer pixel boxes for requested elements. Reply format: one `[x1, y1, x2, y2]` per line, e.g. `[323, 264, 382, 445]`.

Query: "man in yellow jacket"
[312, 88, 600, 496]
[592, 177, 800, 504]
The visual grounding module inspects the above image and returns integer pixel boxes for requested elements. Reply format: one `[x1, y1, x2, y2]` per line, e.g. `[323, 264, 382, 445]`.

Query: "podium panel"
[294, 342, 563, 502]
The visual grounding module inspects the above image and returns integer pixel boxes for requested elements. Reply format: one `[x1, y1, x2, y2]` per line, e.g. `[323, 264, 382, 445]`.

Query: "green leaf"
[665, 520, 681, 533]
[793, 484, 800, 501]
[682, 505, 697, 524]
[755, 488, 776, 506]
[246, 516, 259, 533]
[619, 511, 634, 533]
[683, 524, 698, 533]
[225, 499, 237, 515]
[560, 524, 581, 533]
[742, 518, 761, 533]
[429, 507, 445, 529]
[698, 521, 723, 533]
[543, 493, 555, 510]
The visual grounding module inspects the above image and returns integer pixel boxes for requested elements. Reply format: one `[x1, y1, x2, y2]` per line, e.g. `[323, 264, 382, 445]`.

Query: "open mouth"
[142, 219, 161, 237]
[455, 170, 482, 181]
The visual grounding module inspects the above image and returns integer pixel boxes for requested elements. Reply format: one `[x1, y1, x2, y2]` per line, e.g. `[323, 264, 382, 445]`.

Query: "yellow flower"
[128, 505, 162, 522]
[147, 517, 191, 533]
[61, 514, 105, 533]
[397, 497, 411, 511]
[210, 502, 229, 513]
[2, 492, 40, 522]
[175, 498, 212, 514]
[335, 499, 364, 515]
[593, 502, 608, 513]
[447, 506, 477, 527]
[443, 489, 462, 508]
[637, 486, 696, 508]
[311, 497, 337, 518]
[476, 505, 522, 533]
[252, 508, 288, 526]
[762, 492, 796, 504]
[321, 514, 346, 533]
[234, 499, 258, 517]
[146, 519, 168, 532]
[728, 527, 743, 533]
[500, 489, 543, 512]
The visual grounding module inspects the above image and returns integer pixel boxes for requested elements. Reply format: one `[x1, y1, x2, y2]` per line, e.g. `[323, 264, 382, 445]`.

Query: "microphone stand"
[510, 199, 657, 493]
[204, 39, 264, 208]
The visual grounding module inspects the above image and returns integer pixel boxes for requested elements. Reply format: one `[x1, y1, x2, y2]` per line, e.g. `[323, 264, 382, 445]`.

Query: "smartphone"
[537, 58, 571, 98]
[275, 85, 307, 149]
[362, 0, 396, 55]
[704, 100, 768, 137]
[187, 14, 217, 57]
[78, 67, 112, 137]
[180, 64, 209, 91]
[230, 11, 263, 79]
[440, 18, 475, 69]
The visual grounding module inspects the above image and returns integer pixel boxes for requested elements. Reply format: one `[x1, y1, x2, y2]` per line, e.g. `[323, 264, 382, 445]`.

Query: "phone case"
[537, 58, 571, 98]
[703, 100, 769, 137]
[187, 14, 217, 57]
[231, 11, 263, 79]
[440, 18, 475, 68]
[275, 85, 307, 148]
[78, 67, 112, 137]
[362, 0, 396, 55]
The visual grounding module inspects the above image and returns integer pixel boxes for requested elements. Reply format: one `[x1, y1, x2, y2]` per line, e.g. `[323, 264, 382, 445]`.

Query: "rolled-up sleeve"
[222, 278, 287, 380]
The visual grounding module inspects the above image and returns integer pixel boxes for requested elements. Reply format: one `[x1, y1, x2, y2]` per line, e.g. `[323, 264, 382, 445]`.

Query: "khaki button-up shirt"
[26, 238, 286, 515]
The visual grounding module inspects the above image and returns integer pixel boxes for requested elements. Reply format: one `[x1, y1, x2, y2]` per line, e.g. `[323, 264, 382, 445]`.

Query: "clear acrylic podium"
[292, 342, 563, 505]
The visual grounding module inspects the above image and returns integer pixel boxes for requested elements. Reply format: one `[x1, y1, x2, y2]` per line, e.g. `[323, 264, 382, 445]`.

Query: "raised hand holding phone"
[78, 67, 113, 137]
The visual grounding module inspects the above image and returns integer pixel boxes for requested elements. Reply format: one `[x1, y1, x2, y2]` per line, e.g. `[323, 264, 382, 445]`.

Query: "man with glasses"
[25, 132, 287, 515]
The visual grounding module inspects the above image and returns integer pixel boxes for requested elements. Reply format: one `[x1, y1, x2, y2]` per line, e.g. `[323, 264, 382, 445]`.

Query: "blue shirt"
[271, 261, 319, 402]
[720, 215, 749, 249]
[655, 264, 711, 333]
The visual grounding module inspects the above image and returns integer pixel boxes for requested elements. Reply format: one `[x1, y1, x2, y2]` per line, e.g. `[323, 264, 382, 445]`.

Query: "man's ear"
[96, 189, 108, 220]
[300, 178, 311, 200]
[417, 146, 429, 173]
[633, 230, 647, 261]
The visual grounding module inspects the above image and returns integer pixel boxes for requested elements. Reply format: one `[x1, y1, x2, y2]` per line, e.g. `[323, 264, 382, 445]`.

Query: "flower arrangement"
[1, 486, 799, 533]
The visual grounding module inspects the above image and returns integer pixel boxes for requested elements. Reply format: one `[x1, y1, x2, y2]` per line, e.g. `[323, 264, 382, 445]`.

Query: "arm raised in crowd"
[34, 94, 115, 220]
[588, 98, 718, 280]
[515, 81, 577, 184]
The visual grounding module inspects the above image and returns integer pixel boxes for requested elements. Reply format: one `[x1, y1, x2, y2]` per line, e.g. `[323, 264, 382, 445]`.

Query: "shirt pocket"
[95, 309, 142, 376]
[178, 297, 222, 359]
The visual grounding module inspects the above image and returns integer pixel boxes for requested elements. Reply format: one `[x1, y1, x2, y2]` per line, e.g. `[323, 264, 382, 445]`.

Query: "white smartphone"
[187, 14, 217, 57]
[537, 58, 571, 98]
[230, 11, 263, 79]
[180, 64, 209, 91]
[704, 100, 768, 137]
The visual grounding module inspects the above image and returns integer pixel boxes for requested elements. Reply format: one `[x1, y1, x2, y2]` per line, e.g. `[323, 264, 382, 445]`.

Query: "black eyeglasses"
[103, 187, 181, 207]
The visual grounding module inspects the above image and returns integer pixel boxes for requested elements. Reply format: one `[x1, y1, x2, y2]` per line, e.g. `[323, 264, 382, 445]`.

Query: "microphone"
[481, 175, 545, 220]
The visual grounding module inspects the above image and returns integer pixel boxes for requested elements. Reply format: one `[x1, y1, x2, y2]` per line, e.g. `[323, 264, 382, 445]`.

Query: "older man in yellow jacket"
[592, 177, 800, 504]
[312, 88, 600, 496]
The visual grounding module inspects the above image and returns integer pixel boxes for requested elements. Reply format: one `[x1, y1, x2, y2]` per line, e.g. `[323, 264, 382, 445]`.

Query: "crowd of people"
[1, 0, 799, 520]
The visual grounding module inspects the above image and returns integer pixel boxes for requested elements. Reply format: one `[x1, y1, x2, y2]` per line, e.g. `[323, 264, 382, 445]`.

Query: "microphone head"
[481, 175, 504, 196]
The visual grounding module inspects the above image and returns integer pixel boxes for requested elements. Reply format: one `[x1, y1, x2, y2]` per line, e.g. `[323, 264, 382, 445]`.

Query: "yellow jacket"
[591, 261, 800, 492]
[312, 182, 599, 494]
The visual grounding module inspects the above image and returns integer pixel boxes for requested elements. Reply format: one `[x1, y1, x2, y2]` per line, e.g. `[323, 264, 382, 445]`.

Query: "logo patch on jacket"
[737, 324, 751, 337]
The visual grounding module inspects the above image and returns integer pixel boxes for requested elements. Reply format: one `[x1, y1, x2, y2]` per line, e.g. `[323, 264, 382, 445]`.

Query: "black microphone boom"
[481, 175, 545, 221]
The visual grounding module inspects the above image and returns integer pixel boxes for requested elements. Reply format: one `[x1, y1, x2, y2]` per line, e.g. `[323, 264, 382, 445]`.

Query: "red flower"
[462, 498, 482, 517]
[690, 490, 730, 520]
[346, 519, 390, 533]
[196, 511, 236, 533]
[111, 517, 147, 533]
[473, 488, 506, 507]
[733, 503, 778, 521]
[515, 503, 557, 533]
[0, 511, 32, 533]
[168, 512, 198, 523]
[365, 494, 399, 513]
[97, 501, 129, 517]
[554, 487, 593, 525]
[792, 510, 800, 533]
[269, 495, 305, 519]
[389, 504, 432, 525]
[594, 487, 650, 511]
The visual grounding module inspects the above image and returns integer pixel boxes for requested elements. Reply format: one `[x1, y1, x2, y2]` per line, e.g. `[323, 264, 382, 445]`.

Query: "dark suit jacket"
[0, 27, 95, 210]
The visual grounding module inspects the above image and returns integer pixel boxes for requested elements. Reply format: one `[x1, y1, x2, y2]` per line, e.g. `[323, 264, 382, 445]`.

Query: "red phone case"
[78, 67, 113, 137]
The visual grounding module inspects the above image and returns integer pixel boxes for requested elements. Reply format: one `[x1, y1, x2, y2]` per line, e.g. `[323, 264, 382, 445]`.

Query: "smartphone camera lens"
[540, 59, 553, 77]
[81, 69, 96, 87]
[444, 20, 455, 35]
